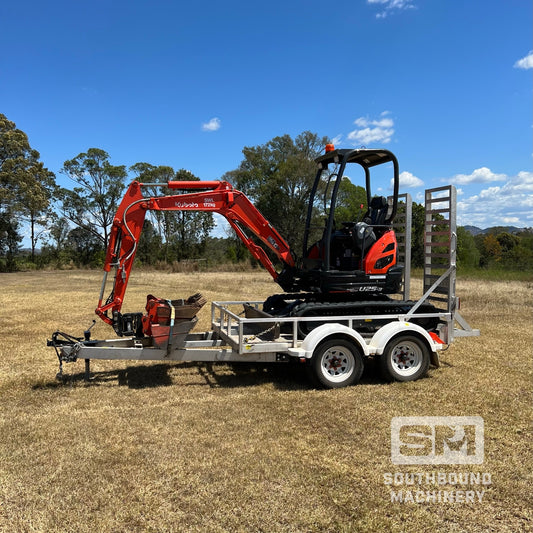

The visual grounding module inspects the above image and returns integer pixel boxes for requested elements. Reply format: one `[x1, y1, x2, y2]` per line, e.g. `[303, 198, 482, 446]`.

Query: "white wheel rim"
[320, 346, 355, 383]
[390, 341, 423, 377]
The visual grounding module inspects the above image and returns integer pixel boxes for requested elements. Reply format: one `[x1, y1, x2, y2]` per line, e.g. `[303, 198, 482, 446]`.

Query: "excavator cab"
[297, 146, 403, 294]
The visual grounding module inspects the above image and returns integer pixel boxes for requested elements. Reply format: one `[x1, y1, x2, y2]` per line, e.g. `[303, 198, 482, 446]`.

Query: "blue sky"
[1, 0, 532, 238]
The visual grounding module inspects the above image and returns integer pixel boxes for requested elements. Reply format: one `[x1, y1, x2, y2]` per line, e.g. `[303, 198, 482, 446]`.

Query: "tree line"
[1, 113, 532, 274]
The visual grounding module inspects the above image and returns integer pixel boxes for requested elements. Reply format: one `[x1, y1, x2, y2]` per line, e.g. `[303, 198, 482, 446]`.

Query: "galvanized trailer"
[52, 293, 476, 388]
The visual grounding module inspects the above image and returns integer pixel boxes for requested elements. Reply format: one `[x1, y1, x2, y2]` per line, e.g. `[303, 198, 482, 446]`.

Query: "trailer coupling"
[47, 320, 97, 378]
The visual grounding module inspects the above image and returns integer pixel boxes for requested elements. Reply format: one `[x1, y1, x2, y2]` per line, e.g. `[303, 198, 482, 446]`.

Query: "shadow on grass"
[33, 363, 175, 390]
[35, 356, 406, 391]
[34, 361, 312, 391]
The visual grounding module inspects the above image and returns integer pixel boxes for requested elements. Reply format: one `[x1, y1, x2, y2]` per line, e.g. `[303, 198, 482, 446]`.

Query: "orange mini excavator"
[91, 146, 436, 338]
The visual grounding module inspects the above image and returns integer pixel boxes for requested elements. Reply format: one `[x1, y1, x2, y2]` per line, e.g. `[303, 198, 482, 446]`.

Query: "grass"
[0, 270, 531, 532]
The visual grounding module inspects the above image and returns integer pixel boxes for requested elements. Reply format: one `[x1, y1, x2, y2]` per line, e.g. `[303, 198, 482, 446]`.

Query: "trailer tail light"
[429, 331, 445, 345]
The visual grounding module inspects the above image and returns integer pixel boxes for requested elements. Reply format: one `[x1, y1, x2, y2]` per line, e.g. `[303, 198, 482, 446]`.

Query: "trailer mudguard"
[368, 321, 442, 357]
[288, 323, 370, 359]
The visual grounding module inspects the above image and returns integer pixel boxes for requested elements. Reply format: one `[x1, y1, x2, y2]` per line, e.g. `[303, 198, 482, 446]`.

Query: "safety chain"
[243, 322, 279, 343]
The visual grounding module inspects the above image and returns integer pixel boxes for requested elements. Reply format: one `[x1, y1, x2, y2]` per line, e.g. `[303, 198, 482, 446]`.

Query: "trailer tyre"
[379, 334, 430, 382]
[310, 339, 364, 389]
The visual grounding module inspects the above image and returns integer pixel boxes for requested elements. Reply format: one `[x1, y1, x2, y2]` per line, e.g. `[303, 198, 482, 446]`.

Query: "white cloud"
[514, 51, 533, 70]
[501, 216, 522, 224]
[514, 170, 533, 190]
[456, 171, 533, 228]
[347, 114, 395, 145]
[449, 167, 506, 185]
[201, 117, 221, 132]
[398, 171, 424, 188]
[368, 0, 416, 18]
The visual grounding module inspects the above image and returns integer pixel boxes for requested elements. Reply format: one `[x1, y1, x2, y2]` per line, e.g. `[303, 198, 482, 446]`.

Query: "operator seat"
[365, 196, 389, 226]
[354, 196, 390, 254]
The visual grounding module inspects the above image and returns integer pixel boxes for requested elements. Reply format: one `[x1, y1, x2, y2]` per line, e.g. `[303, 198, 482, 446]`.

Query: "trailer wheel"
[379, 334, 430, 382]
[310, 339, 364, 389]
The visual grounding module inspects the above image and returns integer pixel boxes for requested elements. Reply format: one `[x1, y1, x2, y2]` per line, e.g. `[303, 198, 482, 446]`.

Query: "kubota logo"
[175, 202, 199, 208]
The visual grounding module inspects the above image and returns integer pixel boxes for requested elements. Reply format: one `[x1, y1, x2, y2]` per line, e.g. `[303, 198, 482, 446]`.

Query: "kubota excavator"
[91, 145, 438, 340]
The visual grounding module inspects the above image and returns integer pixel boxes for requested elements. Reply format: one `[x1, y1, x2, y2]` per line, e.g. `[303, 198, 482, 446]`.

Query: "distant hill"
[463, 226, 484, 236]
[463, 225, 530, 236]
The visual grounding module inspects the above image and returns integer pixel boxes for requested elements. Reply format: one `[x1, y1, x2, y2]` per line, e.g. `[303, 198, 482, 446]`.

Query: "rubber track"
[263, 293, 441, 334]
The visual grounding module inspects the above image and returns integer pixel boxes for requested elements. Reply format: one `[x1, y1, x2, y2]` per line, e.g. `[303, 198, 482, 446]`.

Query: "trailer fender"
[369, 321, 441, 358]
[288, 323, 370, 359]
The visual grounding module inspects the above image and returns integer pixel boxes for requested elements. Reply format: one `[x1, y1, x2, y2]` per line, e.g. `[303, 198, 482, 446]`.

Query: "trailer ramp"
[408, 185, 479, 343]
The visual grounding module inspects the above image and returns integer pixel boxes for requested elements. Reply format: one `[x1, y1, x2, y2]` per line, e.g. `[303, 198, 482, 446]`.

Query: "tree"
[59, 148, 127, 249]
[67, 227, 102, 266]
[136, 219, 163, 266]
[482, 233, 502, 265]
[334, 178, 367, 225]
[0, 113, 56, 263]
[0, 210, 22, 271]
[496, 232, 519, 254]
[44, 215, 71, 261]
[508, 231, 533, 270]
[19, 163, 57, 261]
[222, 131, 329, 256]
[457, 226, 480, 268]
[410, 202, 426, 268]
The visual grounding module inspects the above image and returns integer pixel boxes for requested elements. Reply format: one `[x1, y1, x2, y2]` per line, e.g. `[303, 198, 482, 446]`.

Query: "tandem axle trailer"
[50, 294, 477, 389]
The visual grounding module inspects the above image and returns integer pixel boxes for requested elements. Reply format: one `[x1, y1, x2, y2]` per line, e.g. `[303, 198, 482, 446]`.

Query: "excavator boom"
[97, 179, 295, 326]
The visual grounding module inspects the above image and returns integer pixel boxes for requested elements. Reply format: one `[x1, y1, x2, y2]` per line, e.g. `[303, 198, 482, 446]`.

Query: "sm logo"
[391, 416, 484, 465]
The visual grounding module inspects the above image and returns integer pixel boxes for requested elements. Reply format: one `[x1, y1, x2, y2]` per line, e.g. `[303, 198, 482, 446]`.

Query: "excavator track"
[263, 293, 442, 336]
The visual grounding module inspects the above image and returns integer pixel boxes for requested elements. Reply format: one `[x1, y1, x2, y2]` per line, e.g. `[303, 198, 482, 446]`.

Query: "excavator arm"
[96, 179, 296, 326]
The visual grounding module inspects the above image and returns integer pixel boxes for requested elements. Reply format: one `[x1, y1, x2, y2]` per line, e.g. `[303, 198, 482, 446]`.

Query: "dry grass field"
[0, 269, 531, 532]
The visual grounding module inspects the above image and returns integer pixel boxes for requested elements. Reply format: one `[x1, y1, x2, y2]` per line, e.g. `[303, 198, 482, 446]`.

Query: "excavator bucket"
[142, 293, 207, 349]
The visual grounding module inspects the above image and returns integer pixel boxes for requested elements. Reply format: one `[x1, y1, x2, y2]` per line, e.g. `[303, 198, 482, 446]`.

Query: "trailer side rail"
[210, 300, 451, 355]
